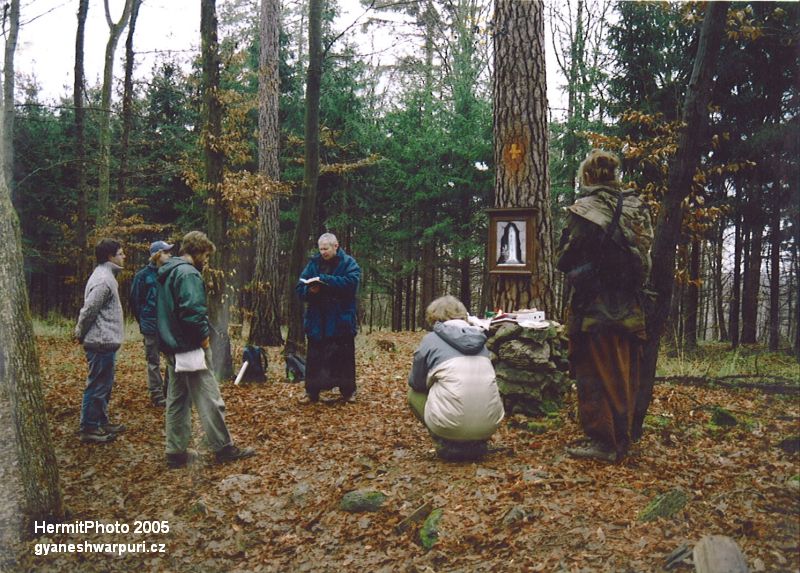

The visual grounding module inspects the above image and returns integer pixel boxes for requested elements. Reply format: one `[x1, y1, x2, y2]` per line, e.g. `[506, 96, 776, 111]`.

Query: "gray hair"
[425, 295, 468, 328]
[318, 233, 338, 247]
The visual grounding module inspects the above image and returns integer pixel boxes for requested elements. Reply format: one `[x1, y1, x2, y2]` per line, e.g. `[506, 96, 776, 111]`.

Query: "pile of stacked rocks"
[486, 320, 572, 417]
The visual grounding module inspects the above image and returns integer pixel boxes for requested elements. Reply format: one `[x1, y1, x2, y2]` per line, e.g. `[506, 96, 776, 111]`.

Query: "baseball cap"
[149, 240, 174, 256]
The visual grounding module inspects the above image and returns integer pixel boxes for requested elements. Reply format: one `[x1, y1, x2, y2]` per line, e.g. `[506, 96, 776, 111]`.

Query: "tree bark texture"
[74, 0, 90, 303]
[730, 188, 742, 347]
[683, 238, 701, 350]
[713, 218, 728, 340]
[117, 0, 142, 201]
[3, 0, 19, 191]
[490, 0, 554, 315]
[0, 80, 64, 527]
[201, 0, 233, 380]
[250, 0, 284, 347]
[639, 1, 728, 431]
[285, 0, 322, 356]
[741, 192, 764, 344]
[768, 203, 781, 351]
[97, 0, 134, 225]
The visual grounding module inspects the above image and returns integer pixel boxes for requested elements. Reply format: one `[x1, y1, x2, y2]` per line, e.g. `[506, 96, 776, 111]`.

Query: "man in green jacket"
[156, 230, 255, 468]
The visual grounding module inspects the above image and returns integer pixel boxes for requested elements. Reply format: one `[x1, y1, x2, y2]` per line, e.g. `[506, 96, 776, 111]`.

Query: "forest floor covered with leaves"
[3, 330, 799, 572]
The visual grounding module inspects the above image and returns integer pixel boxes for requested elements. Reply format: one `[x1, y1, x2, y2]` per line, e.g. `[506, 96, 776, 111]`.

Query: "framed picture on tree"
[487, 208, 536, 275]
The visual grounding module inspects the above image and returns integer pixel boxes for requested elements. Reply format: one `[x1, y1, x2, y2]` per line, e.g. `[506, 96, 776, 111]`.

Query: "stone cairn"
[486, 320, 572, 417]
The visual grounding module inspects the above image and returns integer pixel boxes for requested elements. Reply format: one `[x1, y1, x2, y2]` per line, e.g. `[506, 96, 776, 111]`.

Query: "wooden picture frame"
[487, 208, 536, 275]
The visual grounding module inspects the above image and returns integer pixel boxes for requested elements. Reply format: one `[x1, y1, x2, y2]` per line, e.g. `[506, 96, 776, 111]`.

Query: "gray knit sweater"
[74, 262, 124, 352]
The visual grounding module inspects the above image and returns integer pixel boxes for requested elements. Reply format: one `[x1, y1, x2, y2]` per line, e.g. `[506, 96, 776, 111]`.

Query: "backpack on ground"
[241, 345, 267, 383]
[285, 352, 306, 383]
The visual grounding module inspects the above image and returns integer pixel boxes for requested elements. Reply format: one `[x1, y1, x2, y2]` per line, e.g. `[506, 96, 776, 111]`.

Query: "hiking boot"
[101, 422, 126, 435]
[166, 450, 198, 469]
[341, 393, 356, 403]
[436, 439, 488, 462]
[215, 444, 256, 464]
[298, 394, 319, 404]
[565, 439, 617, 462]
[79, 427, 116, 444]
[151, 395, 166, 407]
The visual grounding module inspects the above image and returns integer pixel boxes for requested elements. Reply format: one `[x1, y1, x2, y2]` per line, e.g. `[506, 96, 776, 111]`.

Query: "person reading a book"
[296, 233, 361, 403]
[557, 149, 653, 462]
[407, 296, 505, 461]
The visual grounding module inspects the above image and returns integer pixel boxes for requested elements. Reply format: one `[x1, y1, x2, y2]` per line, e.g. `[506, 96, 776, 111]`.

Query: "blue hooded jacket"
[296, 248, 361, 341]
[130, 263, 159, 335]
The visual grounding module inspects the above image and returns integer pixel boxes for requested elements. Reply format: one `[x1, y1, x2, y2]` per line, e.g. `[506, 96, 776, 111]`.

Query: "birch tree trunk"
[97, 0, 134, 225]
[250, 0, 284, 346]
[490, 0, 554, 315]
[201, 0, 233, 380]
[0, 70, 64, 529]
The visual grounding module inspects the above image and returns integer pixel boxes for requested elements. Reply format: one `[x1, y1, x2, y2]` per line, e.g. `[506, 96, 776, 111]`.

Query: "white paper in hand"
[175, 348, 207, 372]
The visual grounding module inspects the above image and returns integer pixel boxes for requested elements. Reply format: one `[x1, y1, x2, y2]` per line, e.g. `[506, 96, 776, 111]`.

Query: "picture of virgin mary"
[496, 221, 525, 265]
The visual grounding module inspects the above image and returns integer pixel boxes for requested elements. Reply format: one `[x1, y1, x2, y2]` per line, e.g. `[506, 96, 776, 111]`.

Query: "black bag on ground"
[285, 353, 306, 383]
[242, 345, 267, 383]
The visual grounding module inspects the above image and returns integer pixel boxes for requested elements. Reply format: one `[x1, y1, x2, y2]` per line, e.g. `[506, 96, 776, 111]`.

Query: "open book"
[300, 277, 326, 285]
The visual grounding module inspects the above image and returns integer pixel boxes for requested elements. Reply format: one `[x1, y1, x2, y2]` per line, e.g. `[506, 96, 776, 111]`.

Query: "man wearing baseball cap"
[130, 240, 174, 407]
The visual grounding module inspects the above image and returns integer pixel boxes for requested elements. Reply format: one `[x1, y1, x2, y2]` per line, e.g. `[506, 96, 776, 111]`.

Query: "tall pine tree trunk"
[285, 0, 322, 356]
[713, 218, 728, 340]
[729, 190, 742, 348]
[638, 1, 727, 436]
[3, 0, 19, 191]
[768, 203, 781, 351]
[490, 0, 554, 314]
[97, 0, 134, 225]
[0, 72, 64, 529]
[201, 0, 233, 380]
[74, 0, 90, 301]
[683, 238, 701, 350]
[250, 0, 284, 346]
[741, 193, 764, 344]
[117, 0, 142, 200]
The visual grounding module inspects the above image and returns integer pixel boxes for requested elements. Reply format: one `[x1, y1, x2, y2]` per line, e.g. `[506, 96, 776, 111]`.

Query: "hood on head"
[433, 319, 487, 355]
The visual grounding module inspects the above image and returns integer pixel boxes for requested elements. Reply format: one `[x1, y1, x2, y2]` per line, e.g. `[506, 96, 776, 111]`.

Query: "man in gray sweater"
[74, 238, 126, 443]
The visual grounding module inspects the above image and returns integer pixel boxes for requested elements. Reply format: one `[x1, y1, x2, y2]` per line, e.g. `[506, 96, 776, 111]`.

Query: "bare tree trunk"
[768, 203, 781, 351]
[201, 0, 233, 380]
[638, 1, 728, 436]
[730, 189, 742, 348]
[97, 0, 134, 225]
[285, 0, 322, 356]
[490, 0, 554, 315]
[713, 218, 728, 340]
[74, 0, 90, 302]
[2, 0, 19, 191]
[683, 238, 701, 350]
[0, 73, 64, 529]
[250, 0, 284, 346]
[117, 0, 142, 201]
[741, 195, 763, 344]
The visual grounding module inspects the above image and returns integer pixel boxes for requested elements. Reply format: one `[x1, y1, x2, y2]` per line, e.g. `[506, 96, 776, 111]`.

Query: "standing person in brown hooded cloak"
[557, 149, 654, 462]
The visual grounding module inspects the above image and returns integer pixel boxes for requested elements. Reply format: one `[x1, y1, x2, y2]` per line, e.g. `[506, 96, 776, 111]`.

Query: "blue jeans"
[80, 350, 116, 430]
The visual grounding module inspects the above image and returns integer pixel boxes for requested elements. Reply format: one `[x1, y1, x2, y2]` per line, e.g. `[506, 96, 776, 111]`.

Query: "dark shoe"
[215, 444, 256, 464]
[101, 422, 126, 435]
[151, 395, 166, 407]
[341, 393, 356, 403]
[436, 439, 488, 461]
[565, 439, 617, 462]
[79, 427, 116, 444]
[166, 450, 198, 469]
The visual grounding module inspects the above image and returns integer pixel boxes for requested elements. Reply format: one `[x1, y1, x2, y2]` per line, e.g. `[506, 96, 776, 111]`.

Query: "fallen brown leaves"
[8, 332, 800, 572]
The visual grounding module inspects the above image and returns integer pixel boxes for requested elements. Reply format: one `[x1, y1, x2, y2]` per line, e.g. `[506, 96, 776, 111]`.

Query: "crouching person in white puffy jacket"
[408, 296, 505, 461]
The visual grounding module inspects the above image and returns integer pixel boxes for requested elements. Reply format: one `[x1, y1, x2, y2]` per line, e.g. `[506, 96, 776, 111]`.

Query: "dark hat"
[149, 240, 174, 256]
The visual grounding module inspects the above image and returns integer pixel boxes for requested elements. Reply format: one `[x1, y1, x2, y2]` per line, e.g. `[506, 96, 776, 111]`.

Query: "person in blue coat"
[296, 233, 361, 403]
[130, 240, 173, 407]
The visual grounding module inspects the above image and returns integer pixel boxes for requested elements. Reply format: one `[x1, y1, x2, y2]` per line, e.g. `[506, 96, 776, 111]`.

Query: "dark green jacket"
[156, 257, 210, 354]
